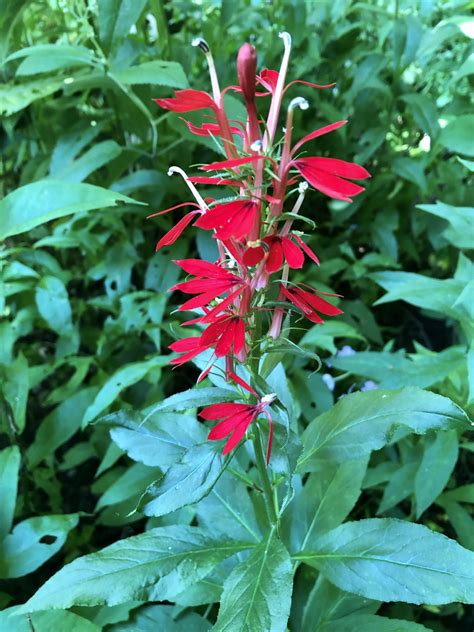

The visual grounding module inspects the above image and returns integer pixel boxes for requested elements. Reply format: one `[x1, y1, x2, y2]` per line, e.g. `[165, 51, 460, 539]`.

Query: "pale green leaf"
[0, 446, 21, 540]
[113, 60, 188, 88]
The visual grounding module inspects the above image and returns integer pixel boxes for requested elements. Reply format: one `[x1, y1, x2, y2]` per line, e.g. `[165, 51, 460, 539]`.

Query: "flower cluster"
[152, 34, 370, 460]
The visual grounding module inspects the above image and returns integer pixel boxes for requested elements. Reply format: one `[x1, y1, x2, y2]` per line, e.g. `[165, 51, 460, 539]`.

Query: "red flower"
[243, 234, 319, 271]
[154, 89, 217, 113]
[279, 284, 343, 323]
[147, 202, 202, 251]
[195, 199, 259, 241]
[200, 314, 246, 357]
[171, 259, 246, 313]
[292, 157, 371, 202]
[169, 336, 211, 366]
[200, 393, 275, 460]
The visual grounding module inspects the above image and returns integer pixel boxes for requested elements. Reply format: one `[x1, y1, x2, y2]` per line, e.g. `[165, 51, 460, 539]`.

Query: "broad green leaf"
[196, 472, 261, 543]
[21, 526, 252, 611]
[0, 352, 29, 432]
[113, 61, 188, 88]
[300, 321, 365, 355]
[96, 462, 158, 511]
[83, 356, 169, 425]
[415, 430, 458, 517]
[112, 169, 166, 195]
[98, 0, 147, 53]
[417, 201, 474, 249]
[0, 446, 20, 540]
[297, 518, 474, 605]
[1, 608, 101, 632]
[323, 614, 431, 631]
[284, 459, 368, 553]
[107, 410, 204, 468]
[301, 576, 378, 632]
[0, 514, 79, 579]
[439, 115, 474, 156]
[35, 276, 73, 335]
[298, 388, 469, 471]
[330, 348, 464, 390]
[49, 122, 106, 175]
[109, 604, 210, 631]
[142, 443, 226, 517]
[0, 180, 142, 240]
[377, 461, 417, 514]
[0, 76, 65, 116]
[6, 44, 97, 75]
[51, 140, 122, 183]
[146, 387, 237, 415]
[437, 500, 474, 550]
[214, 531, 292, 632]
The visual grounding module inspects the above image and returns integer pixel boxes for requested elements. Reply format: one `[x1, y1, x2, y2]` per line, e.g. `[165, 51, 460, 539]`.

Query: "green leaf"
[298, 388, 469, 471]
[145, 387, 237, 415]
[284, 459, 368, 553]
[437, 500, 474, 551]
[98, 0, 147, 53]
[297, 518, 474, 605]
[113, 61, 188, 88]
[96, 462, 158, 511]
[0, 352, 29, 432]
[400, 93, 439, 139]
[417, 201, 474, 249]
[0, 180, 142, 240]
[439, 115, 474, 156]
[109, 604, 210, 631]
[323, 614, 431, 631]
[300, 321, 365, 355]
[377, 461, 417, 514]
[83, 356, 170, 425]
[35, 276, 73, 335]
[0, 514, 79, 579]
[1, 608, 101, 632]
[20, 526, 252, 611]
[50, 140, 122, 183]
[415, 430, 458, 517]
[301, 576, 378, 632]
[0, 446, 20, 540]
[107, 410, 204, 468]
[6, 44, 97, 75]
[213, 531, 293, 632]
[0, 76, 65, 116]
[142, 442, 226, 517]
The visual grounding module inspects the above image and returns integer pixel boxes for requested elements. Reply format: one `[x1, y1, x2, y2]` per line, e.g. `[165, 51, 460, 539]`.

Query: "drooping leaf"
[142, 442, 226, 517]
[0, 446, 21, 540]
[20, 526, 252, 611]
[298, 388, 469, 471]
[6, 44, 97, 75]
[0, 180, 143, 240]
[113, 61, 188, 88]
[0, 514, 79, 579]
[297, 518, 474, 605]
[213, 531, 293, 632]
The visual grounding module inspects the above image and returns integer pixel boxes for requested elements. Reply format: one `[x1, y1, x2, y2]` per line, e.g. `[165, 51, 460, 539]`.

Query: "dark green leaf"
[0, 446, 20, 540]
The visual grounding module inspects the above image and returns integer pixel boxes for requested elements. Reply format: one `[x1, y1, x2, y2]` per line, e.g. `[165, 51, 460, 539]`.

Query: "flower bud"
[237, 43, 257, 104]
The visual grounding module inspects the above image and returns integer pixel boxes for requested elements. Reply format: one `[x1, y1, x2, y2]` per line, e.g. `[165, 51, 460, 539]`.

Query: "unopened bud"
[192, 37, 210, 54]
[237, 43, 257, 104]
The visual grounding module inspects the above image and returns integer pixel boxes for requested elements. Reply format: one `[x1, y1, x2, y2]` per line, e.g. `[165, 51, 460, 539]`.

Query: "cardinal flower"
[169, 336, 211, 367]
[195, 199, 260, 241]
[243, 234, 319, 272]
[279, 284, 343, 323]
[170, 259, 246, 313]
[200, 313, 246, 357]
[148, 202, 202, 251]
[200, 392, 276, 461]
[292, 157, 371, 202]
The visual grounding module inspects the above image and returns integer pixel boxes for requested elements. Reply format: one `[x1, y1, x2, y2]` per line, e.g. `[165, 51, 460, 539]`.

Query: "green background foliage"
[0, 0, 473, 630]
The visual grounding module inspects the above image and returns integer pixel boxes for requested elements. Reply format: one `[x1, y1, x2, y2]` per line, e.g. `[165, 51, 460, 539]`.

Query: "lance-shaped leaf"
[296, 518, 474, 605]
[141, 442, 226, 517]
[214, 531, 293, 632]
[0, 180, 143, 240]
[298, 388, 470, 472]
[146, 387, 237, 415]
[19, 526, 252, 612]
[323, 614, 432, 632]
[0, 446, 21, 540]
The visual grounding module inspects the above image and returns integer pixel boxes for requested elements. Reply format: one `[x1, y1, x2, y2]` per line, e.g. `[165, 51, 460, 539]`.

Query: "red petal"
[303, 157, 370, 180]
[265, 239, 284, 273]
[222, 417, 254, 454]
[200, 155, 276, 171]
[291, 120, 347, 157]
[173, 259, 230, 278]
[154, 89, 216, 113]
[281, 237, 304, 269]
[291, 234, 320, 265]
[294, 287, 343, 316]
[227, 371, 257, 396]
[242, 246, 265, 267]
[285, 79, 335, 91]
[201, 402, 251, 421]
[233, 318, 246, 355]
[293, 161, 366, 201]
[155, 211, 199, 250]
[169, 336, 201, 352]
[147, 201, 200, 219]
[214, 320, 236, 357]
[188, 176, 238, 186]
[200, 287, 244, 323]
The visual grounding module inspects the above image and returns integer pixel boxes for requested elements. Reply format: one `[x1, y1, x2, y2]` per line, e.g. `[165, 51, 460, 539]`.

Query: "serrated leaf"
[297, 518, 474, 605]
[6, 44, 97, 76]
[142, 442, 226, 517]
[415, 430, 458, 517]
[298, 388, 469, 471]
[20, 526, 252, 611]
[0, 446, 21, 540]
[1, 608, 101, 632]
[214, 531, 293, 632]
[0, 514, 79, 579]
[0, 180, 143, 240]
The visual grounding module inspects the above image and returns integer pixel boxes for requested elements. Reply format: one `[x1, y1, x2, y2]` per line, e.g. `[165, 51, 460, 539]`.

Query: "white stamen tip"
[191, 37, 210, 54]
[289, 97, 309, 111]
[261, 393, 277, 405]
[167, 166, 181, 177]
[298, 182, 309, 193]
[279, 32, 292, 48]
[250, 139, 263, 152]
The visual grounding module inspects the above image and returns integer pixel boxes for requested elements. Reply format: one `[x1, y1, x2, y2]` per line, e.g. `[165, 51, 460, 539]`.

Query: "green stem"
[252, 426, 278, 527]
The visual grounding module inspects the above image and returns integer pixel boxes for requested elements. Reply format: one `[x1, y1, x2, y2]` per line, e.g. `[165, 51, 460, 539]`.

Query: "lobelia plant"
[17, 32, 474, 632]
